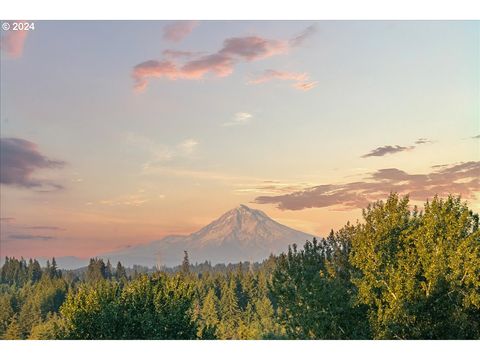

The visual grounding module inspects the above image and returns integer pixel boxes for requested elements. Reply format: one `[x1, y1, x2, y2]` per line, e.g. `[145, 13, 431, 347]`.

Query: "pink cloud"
[163, 21, 199, 42]
[1, 24, 28, 59]
[181, 53, 235, 79]
[162, 49, 204, 59]
[132, 60, 180, 91]
[250, 69, 317, 91]
[132, 55, 235, 91]
[133, 25, 317, 91]
[220, 36, 288, 61]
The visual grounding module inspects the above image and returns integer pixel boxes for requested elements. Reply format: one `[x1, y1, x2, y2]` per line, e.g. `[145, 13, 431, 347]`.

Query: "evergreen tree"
[3, 317, 22, 340]
[0, 293, 15, 337]
[86, 258, 107, 283]
[181, 251, 191, 275]
[255, 296, 275, 336]
[116, 261, 127, 280]
[27, 259, 42, 283]
[199, 288, 219, 338]
[105, 260, 113, 280]
[218, 277, 240, 339]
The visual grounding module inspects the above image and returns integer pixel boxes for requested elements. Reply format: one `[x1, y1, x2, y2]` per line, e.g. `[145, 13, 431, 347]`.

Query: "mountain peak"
[216, 204, 269, 227]
[238, 204, 252, 210]
[101, 205, 314, 267]
[190, 204, 304, 247]
[232, 204, 258, 213]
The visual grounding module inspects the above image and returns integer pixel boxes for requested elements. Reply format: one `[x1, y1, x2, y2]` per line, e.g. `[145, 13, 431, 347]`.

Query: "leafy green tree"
[350, 194, 480, 339]
[271, 237, 369, 339]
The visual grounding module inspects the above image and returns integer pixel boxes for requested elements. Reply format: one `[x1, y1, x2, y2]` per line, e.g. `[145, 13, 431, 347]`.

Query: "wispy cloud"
[141, 165, 264, 183]
[361, 145, 414, 158]
[235, 180, 313, 195]
[125, 132, 174, 162]
[289, 25, 317, 47]
[471, 135, 480, 139]
[223, 112, 253, 127]
[162, 49, 204, 59]
[0, 23, 28, 59]
[293, 81, 318, 91]
[125, 133, 199, 171]
[8, 234, 54, 241]
[415, 138, 434, 145]
[0, 217, 15, 223]
[0, 137, 65, 190]
[177, 139, 199, 155]
[99, 193, 151, 207]
[362, 137, 435, 158]
[254, 162, 480, 210]
[132, 25, 316, 92]
[163, 21, 199, 42]
[24, 226, 65, 231]
[249, 69, 317, 91]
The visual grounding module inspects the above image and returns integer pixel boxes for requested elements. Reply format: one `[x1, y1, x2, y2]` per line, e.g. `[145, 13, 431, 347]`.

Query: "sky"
[1, 20, 479, 259]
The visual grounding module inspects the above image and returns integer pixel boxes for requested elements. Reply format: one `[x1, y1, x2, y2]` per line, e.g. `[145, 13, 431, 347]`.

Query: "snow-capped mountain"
[100, 205, 313, 267]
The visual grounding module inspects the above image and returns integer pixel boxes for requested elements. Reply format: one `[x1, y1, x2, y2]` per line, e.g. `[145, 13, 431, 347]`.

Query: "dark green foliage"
[271, 237, 370, 339]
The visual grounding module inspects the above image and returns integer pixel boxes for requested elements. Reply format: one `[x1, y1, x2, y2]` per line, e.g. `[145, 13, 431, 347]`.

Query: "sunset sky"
[1, 20, 479, 259]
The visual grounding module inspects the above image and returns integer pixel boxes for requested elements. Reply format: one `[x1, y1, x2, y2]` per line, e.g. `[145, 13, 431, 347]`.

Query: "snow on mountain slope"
[101, 205, 314, 267]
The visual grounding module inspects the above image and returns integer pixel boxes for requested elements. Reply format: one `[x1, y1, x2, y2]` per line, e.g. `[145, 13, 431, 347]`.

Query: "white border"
[1, 0, 480, 19]
[1, 0, 479, 358]
[1, 340, 479, 360]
